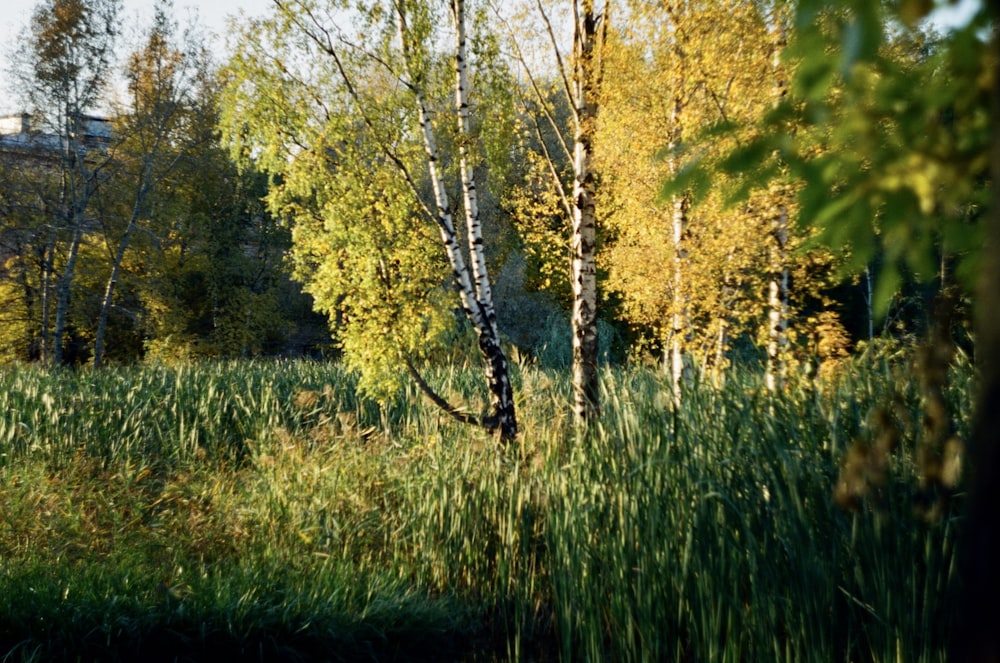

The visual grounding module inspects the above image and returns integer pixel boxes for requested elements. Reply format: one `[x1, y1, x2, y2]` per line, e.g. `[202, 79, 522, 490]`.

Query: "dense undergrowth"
[0, 353, 971, 661]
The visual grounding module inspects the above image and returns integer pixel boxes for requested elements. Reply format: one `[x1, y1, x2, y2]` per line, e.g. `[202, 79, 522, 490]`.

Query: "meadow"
[0, 353, 971, 661]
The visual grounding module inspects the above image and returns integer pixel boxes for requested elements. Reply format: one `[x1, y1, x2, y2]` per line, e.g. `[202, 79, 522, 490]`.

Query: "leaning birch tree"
[223, 0, 518, 440]
[93, 2, 209, 368]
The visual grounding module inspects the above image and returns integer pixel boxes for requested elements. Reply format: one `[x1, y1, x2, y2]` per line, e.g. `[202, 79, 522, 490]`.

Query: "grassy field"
[0, 354, 971, 661]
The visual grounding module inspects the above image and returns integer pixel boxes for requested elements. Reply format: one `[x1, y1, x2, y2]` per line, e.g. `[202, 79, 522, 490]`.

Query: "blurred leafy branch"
[663, 0, 994, 318]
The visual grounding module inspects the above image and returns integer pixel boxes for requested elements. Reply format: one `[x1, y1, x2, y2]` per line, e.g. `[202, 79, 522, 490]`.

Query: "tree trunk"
[94, 152, 168, 368]
[52, 221, 82, 366]
[451, 0, 516, 440]
[93, 213, 139, 369]
[765, 191, 789, 392]
[38, 234, 55, 363]
[864, 265, 874, 342]
[399, 2, 517, 441]
[571, 0, 604, 424]
[765, 19, 789, 393]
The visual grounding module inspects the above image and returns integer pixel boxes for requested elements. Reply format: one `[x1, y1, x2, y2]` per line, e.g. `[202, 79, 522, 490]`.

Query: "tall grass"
[0, 356, 968, 661]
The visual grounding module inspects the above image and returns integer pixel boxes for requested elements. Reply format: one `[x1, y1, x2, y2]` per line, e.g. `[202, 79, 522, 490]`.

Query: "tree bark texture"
[399, 1, 517, 440]
[571, 0, 603, 424]
[668, 41, 688, 402]
[765, 19, 789, 393]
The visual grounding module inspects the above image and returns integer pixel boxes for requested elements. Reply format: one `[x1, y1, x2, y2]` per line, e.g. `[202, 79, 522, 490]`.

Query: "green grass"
[0, 356, 969, 661]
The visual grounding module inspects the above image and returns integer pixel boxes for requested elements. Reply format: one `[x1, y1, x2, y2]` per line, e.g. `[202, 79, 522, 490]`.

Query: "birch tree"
[222, 0, 518, 440]
[9, 0, 121, 365]
[764, 9, 790, 392]
[494, 0, 609, 424]
[568, 0, 607, 422]
[599, 0, 774, 387]
[93, 1, 209, 368]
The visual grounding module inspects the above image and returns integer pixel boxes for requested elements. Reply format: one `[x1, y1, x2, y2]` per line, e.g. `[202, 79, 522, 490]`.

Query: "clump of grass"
[0, 356, 969, 661]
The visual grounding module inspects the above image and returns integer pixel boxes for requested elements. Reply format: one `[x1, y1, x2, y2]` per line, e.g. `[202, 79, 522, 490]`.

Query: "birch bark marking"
[765, 17, 789, 393]
[668, 38, 689, 403]
[450, 0, 517, 439]
[571, 0, 604, 423]
[399, 2, 517, 440]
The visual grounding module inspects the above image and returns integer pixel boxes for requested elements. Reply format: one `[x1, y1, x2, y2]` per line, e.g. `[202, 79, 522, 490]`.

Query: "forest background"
[0, 0, 986, 385]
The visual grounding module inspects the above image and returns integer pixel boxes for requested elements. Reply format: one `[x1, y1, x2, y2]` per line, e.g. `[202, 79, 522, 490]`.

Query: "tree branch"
[404, 356, 495, 431]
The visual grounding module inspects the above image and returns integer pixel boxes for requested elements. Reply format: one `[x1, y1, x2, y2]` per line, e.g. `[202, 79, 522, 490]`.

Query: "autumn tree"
[7, 0, 121, 365]
[131, 55, 298, 364]
[677, 0, 995, 654]
[0, 134, 63, 361]
[92, 0, 212, 368]
[222, 0, 519, 440]
[598, 0, 785, 393]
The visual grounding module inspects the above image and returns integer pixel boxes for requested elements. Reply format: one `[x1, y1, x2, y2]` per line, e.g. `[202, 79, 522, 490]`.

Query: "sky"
[0, 0, 986, 115]
[0, 0, 279, 114]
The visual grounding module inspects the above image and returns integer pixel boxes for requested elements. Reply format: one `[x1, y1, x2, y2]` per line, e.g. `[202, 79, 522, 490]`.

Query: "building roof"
[0, 112, 111, 153]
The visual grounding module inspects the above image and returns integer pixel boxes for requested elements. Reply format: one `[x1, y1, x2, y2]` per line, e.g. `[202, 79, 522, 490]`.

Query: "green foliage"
[0, 2, 306, 366]
[0, 358, 968, 660]
[671, 1, 994, 318]
[220, 1, 520, 402]
[280, 125, 455, 399]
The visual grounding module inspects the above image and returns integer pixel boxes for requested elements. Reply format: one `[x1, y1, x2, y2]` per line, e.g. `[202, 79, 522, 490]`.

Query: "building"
[0, 111, 112, 154]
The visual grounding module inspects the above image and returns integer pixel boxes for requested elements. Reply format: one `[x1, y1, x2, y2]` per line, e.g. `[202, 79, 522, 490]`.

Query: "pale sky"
[0, 0, 280, 114]
[0, 0, 985, 116]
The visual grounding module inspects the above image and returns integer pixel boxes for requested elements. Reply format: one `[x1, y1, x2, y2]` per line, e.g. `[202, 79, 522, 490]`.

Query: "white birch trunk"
[453, 0, 492, 319]
[667, 46, 687, 402]
[765, 200, 789, 392]
[571, 0, 603, 423]
[399, 2, 517, 440]
[450, 0, 516, 439]
[765, 18, 789, 393]
[93, 184, 147, 369]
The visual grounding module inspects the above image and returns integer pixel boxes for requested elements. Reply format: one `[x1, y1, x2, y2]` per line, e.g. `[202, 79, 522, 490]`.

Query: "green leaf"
[658, 158, 709, 205]
[720, 140, 775, 178]
[811, 189, 860, 232]
[793, 55, 838, 102]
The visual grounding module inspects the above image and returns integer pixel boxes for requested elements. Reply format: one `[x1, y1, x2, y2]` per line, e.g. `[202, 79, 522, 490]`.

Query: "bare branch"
[405, 356, 492, 430]
[536, 0, 576, 124]
[488, 2, 574, 164]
